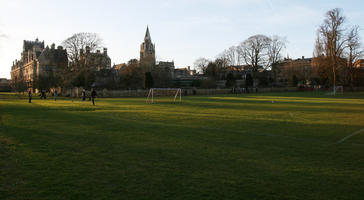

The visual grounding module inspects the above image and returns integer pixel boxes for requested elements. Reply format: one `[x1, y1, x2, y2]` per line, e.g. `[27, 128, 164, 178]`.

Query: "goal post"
[333, 86, 344, 95]
[146, 88, 182, 103]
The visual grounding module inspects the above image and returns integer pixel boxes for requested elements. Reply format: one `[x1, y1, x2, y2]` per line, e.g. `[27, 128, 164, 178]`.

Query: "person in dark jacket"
[54, 89, 58, 101]
[91, 88, 97, 106]
[41, 90, 46, 99]
[82, 89, 86, 101]
[28, 90, 32, 103]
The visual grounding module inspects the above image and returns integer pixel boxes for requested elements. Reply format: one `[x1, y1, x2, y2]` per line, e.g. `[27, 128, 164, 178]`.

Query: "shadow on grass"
[1, 93, 364, 200]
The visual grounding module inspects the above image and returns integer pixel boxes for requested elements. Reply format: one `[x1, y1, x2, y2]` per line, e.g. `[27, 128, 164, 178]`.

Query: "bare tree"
[345, 25, 363, 87]
[193, 57, 209, 74]
[314, 32, 325, 57]
[268, 35, 287, 81]
[316, 8, 347, 90]
[268, 35, 286, 66]
[62, 32, 103, 66]
[219, 46, 240, 66]
[238, 34, 271, 75]
[314, 30, 334, 86]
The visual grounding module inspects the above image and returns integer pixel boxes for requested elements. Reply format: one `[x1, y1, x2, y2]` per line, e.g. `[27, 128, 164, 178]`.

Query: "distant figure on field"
[91, 88, 97, 106]
[82, 89, 86, 101]
[54, 89, 58, 101]
[28, 90, 32, 103]
[41, 90, 46, 99]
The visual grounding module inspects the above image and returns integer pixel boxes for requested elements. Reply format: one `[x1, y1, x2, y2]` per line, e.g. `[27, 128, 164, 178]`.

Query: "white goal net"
[146, 88, 182, 103]
[333, 86, 344, 95]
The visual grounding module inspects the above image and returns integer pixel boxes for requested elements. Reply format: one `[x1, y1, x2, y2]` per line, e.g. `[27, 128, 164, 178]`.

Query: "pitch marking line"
[337, 128, 364, 144]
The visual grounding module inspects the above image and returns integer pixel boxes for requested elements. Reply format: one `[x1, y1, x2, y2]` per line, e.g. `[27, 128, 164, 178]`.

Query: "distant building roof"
[23, 39, 44, 52]
[354, 59, 364, 68]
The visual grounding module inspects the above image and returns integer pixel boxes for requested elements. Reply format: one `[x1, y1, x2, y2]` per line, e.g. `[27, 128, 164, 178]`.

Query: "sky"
[0, 0, 364, 79]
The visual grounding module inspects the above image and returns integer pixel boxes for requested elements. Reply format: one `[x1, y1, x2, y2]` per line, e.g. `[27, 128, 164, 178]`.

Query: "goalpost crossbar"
[146, 88, 182, 103]
[332, 86, 344, 95]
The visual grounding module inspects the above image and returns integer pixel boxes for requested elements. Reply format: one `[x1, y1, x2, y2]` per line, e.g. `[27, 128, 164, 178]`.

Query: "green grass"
[1, 92, 364, 200]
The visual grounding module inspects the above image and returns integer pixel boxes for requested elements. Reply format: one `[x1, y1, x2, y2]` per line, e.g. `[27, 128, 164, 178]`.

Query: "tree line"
[314, 8, 363, 88]
[194, 8, 363, 88]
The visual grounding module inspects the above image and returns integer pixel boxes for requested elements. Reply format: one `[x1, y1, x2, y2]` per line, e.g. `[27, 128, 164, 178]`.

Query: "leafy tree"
[291, 75, 298, 87]
[36, 73, 56, 92]
[118, 60, 144, 89]
[72, 69, 96, 89]
[12, 77, 27, 94]
[225, 73, 236, 88]
[245, 73, 254, 88]
[191, 80, 202, 87]
[201, 78, 217, 89]
[205, 62, 218, 78]
[144, 72, 154, 89]
[205, 60, 224, 79]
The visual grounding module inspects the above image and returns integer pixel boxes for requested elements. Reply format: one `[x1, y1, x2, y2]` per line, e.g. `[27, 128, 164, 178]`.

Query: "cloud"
[0, 34, 8, 38]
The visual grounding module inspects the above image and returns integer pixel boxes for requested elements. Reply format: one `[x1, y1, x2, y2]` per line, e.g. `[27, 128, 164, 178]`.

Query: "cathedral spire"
[140, 26, 156, 66]
[145, 26, 151, 41]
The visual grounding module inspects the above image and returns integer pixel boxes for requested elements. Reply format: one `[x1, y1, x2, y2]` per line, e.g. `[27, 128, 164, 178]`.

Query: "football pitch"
[1, 92, 364, 200]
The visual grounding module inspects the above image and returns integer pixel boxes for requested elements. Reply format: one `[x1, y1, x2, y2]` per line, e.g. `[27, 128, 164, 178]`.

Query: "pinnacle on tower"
[145, 26, 151, 41]
[140, 26, 156, 66]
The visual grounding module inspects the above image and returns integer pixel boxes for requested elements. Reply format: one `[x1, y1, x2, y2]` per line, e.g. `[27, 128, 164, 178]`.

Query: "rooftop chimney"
[103, 48, 107, 55]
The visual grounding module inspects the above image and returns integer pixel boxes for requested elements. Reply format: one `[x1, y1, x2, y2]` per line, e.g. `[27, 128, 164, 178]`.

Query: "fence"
[69, 87, 299, 98]
[20, 86, 364, 98]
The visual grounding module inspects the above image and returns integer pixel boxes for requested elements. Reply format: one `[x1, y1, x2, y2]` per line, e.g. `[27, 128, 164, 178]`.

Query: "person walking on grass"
[41, 90, 46, 99]
[54, 89, 58, 101]
[91, 88, 97, 106]
[28, 89, 32, 103]
[82, 89, 86, 101]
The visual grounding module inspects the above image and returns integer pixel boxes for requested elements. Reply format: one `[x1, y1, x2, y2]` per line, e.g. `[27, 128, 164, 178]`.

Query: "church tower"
[140, 26, 156, 66]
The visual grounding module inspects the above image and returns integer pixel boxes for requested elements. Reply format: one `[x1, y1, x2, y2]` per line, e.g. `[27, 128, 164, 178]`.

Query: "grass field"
[1, 92, 364, 200]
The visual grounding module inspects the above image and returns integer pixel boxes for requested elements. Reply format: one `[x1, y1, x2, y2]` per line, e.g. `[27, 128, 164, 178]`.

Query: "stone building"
[274, 56, 314, 85]
[0, 78, 11, 91]
[79, 46, 111, 71]
[139, 27, 177, 85]
[140, 26, 156, 67]
[10, 39, 68, 90]
[353, 59, 364, 86]
[354, 59, 364, 68]
[157, 61, 175, 77]
[174, 66, 196, 79]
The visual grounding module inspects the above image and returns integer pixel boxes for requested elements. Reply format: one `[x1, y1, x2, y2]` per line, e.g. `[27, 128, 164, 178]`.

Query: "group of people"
[28, 88, 97, 105]
[81, 89, 98, 105]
